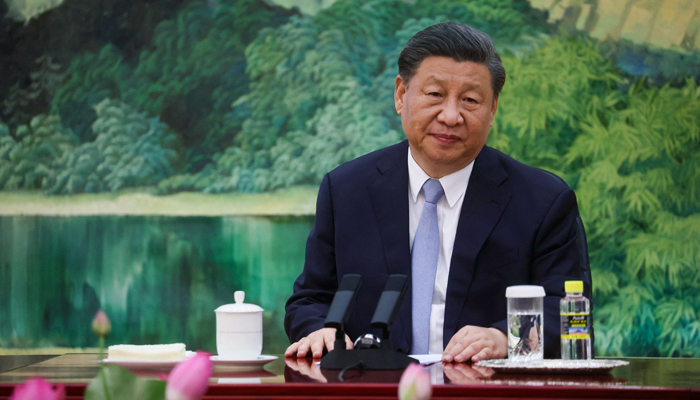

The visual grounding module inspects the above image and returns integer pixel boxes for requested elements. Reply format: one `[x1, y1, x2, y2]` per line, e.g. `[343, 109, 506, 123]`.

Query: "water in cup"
[506, 285, 545, 363]
[508, 312, 543, 362]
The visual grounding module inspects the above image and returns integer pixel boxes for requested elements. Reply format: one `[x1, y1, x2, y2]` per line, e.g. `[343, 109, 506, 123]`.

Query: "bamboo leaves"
[490, 36, 700, 356]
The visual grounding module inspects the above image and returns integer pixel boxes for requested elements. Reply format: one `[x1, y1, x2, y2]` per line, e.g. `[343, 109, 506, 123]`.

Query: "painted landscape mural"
[1, 0, 699, 357]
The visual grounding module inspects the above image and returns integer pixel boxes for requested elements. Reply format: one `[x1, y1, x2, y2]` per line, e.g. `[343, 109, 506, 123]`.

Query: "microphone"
[370, 274, 409, 346]
[321, 273, 416, 370]
[324, 274, 362, 352]
[324, 274, 362, 331]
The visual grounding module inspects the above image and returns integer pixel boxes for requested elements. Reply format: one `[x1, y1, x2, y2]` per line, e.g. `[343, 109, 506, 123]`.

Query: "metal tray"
[474, 359, 629, 375]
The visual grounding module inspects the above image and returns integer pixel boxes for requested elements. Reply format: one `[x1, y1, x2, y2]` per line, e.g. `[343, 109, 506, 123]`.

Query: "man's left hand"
[442, 326, 507, 363]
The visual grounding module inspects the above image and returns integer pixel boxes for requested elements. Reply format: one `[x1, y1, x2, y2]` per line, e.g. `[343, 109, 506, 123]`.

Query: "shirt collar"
[408, 147, 474, 208]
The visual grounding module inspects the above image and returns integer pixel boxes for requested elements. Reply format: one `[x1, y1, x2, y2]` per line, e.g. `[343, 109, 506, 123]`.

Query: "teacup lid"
[215, 291, 264, 313]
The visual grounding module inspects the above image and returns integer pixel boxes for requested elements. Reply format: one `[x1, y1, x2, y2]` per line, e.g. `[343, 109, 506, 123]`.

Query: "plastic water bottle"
[560, 280, 592, 360]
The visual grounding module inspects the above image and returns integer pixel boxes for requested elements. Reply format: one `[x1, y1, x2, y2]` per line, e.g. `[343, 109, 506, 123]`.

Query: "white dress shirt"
[408, 148, 473, 354]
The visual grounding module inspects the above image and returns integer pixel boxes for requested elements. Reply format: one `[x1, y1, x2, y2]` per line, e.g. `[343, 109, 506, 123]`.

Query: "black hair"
[398, 22, 506, 98]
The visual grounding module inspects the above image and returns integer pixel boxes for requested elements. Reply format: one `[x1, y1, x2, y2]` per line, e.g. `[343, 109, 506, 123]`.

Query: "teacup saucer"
[210, 355, 278, 370]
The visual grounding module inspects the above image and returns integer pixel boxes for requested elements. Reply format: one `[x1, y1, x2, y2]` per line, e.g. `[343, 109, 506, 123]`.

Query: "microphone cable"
[337, 360, 364, 382]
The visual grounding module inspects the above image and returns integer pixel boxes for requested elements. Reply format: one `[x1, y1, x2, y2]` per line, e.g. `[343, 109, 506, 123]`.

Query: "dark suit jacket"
[285, 140, 592, 358]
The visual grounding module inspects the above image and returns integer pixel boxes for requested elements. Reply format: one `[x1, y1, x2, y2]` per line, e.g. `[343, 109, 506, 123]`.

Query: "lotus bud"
[91, 309, 112, 337]
[165, 351, 212, 400]
[10, 377, 65, 400]
[398, 363, 432, 400]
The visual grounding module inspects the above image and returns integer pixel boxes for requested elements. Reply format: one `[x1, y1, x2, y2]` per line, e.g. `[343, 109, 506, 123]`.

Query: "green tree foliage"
[51, 45, 132, 143]
[26, 55, 66, 106]
[0, 115, 77, 190]
[0, 122, 16, 188]
[92, 99, 180, 191]
[122, 0, 295, 171]
[125, 1, 219, 117]
[43, 0, 546, 194]
[194, 0, 545, 193]
[46, 0, 297, 174]
[2, 55, 66, 130]
[2, 84, 34, 132]
[407, 0, 546, 43]
[48, 99, 181, 194]
[205, 15, 402, 192]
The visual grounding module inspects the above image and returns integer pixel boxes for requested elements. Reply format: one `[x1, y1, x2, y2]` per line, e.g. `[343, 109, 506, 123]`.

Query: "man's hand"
[284, 328, 353, 359]
[284, 357, 328, 382]
[442, 326, 507, 363]
[442, 362, 495, 384]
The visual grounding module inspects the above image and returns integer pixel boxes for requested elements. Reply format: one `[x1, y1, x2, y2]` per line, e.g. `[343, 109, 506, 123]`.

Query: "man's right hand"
[284, 328, 353, 359]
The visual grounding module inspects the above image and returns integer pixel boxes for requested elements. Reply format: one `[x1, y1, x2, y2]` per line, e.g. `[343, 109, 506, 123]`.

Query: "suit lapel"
[443, 146, 512, 347]
[367, 141, 412, 350]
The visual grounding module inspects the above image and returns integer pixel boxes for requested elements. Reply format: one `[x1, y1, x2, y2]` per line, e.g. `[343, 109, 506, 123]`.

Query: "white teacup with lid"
[215, 291, 263, 360]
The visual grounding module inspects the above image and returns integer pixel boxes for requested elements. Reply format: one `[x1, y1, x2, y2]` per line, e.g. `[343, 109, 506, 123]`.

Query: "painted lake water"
[0, 215, 313, 354]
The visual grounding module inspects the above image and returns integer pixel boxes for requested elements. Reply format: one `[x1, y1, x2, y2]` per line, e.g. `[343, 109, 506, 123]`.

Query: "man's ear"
[490, 95, 499, 126]
[394, 75, 406, 115]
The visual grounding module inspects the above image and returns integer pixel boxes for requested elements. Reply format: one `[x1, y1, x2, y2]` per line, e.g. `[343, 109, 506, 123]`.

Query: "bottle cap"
[565, 280, 584, 293]
[505, 285, 545, 298]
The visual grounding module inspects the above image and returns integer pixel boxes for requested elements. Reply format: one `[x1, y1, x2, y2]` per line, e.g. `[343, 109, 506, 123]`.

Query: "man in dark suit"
[284, 22, 591, 362]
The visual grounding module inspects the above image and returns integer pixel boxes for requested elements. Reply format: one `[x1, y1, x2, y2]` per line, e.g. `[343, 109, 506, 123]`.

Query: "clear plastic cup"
[506, 285, 545, 363]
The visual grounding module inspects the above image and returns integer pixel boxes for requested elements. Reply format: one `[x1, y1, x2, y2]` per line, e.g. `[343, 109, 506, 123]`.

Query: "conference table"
[0, 354, 699, 399]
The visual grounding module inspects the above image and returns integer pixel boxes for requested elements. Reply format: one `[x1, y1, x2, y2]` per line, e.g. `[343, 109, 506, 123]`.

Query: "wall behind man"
[0, 0, 698, 357]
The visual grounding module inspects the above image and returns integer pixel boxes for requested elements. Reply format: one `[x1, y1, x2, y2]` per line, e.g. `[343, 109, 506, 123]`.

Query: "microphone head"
[370, 274, 409, 331]
[383, 274, 408, 292]
[337, 274, 362, 292]
[324, 274, 363, 330]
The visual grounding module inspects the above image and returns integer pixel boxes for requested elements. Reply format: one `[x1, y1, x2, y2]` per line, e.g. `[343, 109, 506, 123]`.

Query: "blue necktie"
[411, 178, 445, 354]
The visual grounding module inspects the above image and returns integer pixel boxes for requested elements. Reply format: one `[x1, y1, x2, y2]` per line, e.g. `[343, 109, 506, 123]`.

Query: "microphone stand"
[321, 274, 418, 370]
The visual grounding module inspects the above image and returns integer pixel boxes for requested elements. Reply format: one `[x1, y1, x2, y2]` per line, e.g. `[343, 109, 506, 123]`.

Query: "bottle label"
[560, 313, 590, 340]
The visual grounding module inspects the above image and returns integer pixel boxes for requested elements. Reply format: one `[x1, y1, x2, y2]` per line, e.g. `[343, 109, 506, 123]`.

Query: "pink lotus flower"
[165, 351, 212, 400]
[398, 363, 432, 400]
[10, 377, 65, 400]
[91, 309, 111, 337]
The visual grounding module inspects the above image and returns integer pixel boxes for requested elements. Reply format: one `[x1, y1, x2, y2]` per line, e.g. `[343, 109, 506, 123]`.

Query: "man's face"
[394, 56, 498, 178]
